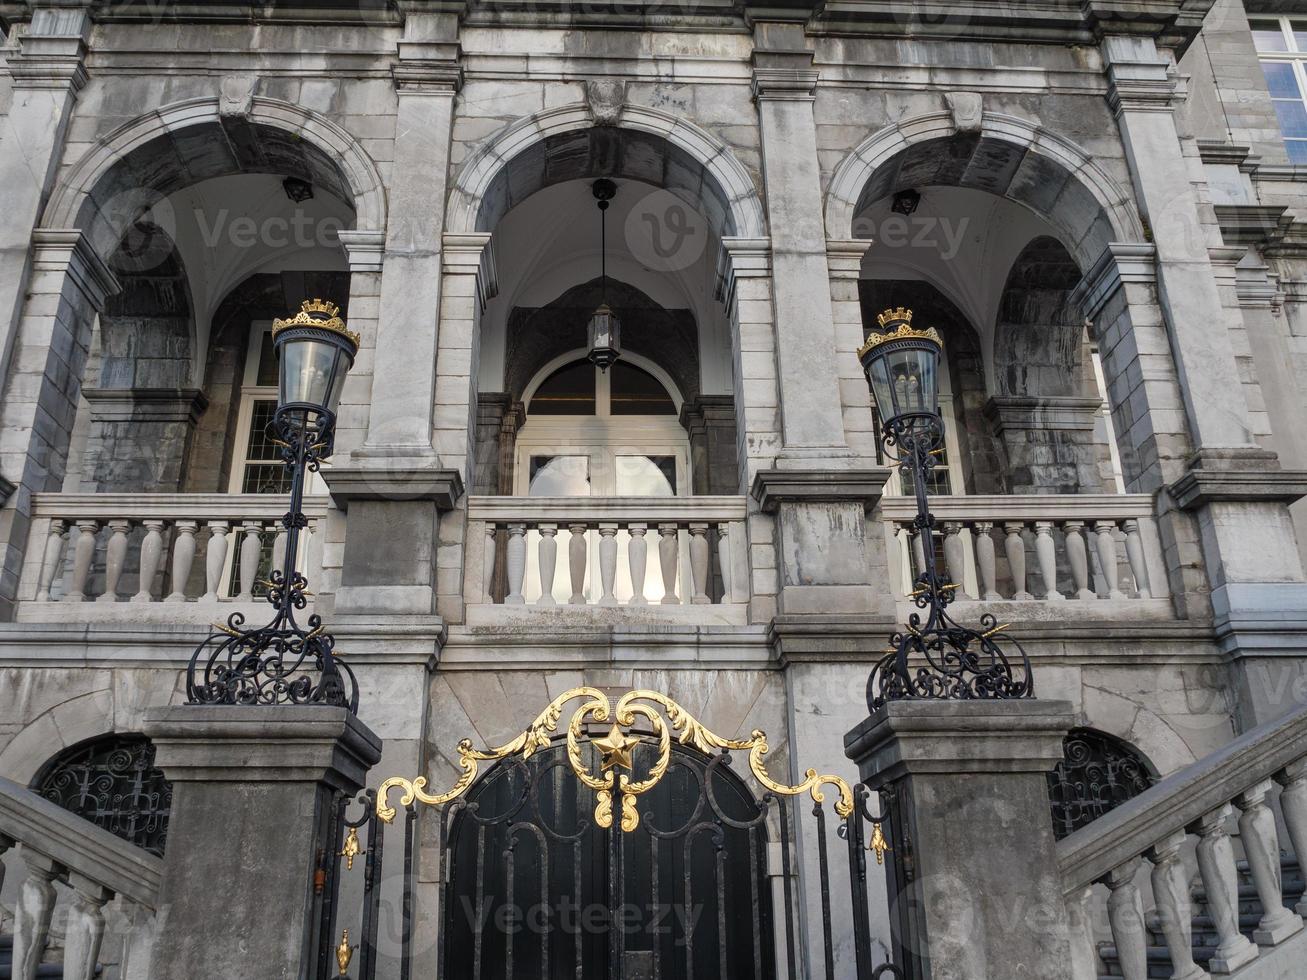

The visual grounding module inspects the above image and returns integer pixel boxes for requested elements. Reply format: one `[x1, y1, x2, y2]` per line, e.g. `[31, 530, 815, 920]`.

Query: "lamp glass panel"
[280, 337, 345, 411]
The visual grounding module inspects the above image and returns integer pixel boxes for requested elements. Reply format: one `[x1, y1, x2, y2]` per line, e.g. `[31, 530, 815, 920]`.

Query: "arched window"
[1047, 729, 1155, 840]
[527, 358, 678, 418]
[31, 734, 172, 856]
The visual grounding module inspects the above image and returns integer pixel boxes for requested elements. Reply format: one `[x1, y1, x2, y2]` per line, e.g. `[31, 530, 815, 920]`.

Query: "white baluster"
[1236, 780, 1304, 944]
[505, 523, 526, 604]
[271, 524, 287, 580]
[716, 525, 731, 603]
[201, 520, 230, 602]
[237, 521, 262, 600]
[973, 522, 999, 600]
[1004, 521, 1032, 600]
[1277, 761, 1307, 916]
[688, 523, 710, 604]
[1033, 521, 1064, 600]
[66, 520, 99, 601]
[11, 849, 58, 980]
[537, 524, 558, 606]
[483, 525, 497, 603]
[117, 902, 158, 980]
[35, 520, 66, 601]
[1190, 806, 1259, 973]
[1066, 885, 1102, 980]
[1064, 521, 1095, 600]
[1123, 519, 1153, 598]
[63, 875, 112, 980]
[942, 521, 970, 599]
[598, 524, 619, 606]
[628, 524, 648, 605]
[1094, 520, 1127, 599]
[165, 520, 198, 602]
[1104, 858, 1148, 980]
[568, 522, 588, 604]
[132, 520, 165, 602]
[1148, 832, 1208, 980]
[658, 523, 679, 604]
[96, 519, 131, 603]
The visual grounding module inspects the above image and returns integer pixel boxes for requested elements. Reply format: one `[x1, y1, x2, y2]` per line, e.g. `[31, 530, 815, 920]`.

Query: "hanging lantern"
[586, 178, 621, 371]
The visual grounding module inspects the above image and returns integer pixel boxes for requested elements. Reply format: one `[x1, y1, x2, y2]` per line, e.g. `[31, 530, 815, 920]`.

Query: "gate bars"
[315, 688, 901, 979]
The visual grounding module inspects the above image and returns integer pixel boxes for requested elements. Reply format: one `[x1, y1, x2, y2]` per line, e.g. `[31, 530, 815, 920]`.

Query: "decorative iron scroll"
[376, 687, 887, 861]
[32, 735, 172, 856]
[1048, 728, 1155, 840]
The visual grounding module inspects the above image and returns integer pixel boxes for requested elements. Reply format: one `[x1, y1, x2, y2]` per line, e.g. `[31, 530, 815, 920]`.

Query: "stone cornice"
[750, 468, 890, 513]
[751, 65, 819, 100]
[6, 4, 91, 92]
[1213, 205, 1293, 248]
[322, 465, 465, 510]
[1170, 457, 1307, 511]
[82, 387, 208, 425]
[30, 229, 120, 309]
[1070, 242, 1157, 320]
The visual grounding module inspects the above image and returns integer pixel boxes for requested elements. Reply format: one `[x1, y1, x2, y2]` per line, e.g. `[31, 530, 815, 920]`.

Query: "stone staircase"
[0, 934, 71, 978]
[1097, 858, 1307, 978]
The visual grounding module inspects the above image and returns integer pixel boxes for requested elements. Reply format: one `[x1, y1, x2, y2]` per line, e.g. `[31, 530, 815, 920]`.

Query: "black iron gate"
[314, 688, 902, 980]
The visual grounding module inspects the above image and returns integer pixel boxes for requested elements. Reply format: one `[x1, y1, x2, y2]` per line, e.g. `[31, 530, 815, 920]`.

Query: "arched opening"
[443, 740, 776, 979]
[31, 733, 172, 856]
[1047, 728, 1157, 840]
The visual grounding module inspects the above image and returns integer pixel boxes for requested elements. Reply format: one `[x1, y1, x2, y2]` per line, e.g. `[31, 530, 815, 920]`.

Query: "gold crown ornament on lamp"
[271, 298, 360, 348]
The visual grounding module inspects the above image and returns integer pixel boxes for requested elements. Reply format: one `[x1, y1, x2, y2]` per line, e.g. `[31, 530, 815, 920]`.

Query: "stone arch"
[446, 103, 765, 240]
[1048, 727, 1157, 839]
[824, 111, 1144, 269]
[994, 236, 1088, 399]
[0, 689, 116, 785]
[41, 96, 387, 248]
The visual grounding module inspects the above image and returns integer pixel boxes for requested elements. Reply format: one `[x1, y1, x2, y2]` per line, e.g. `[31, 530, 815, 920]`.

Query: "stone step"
[0, 935, 97, 979]
[1097, 942, 1220, 979]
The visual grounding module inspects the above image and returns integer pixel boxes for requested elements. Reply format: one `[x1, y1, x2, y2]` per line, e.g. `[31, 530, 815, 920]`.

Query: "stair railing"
[1057, 707, 1307, 979]
[0, 776, 161, 980]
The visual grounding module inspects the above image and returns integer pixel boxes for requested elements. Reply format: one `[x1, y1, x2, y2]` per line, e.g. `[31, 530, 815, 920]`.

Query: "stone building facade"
[2, 1, 1307, 978]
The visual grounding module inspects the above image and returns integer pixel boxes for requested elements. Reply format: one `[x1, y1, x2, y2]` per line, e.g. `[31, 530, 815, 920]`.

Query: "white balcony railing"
[880, 493, 1169, 605]
[465, 495, 749, 620]
[16, 493, 329, 620]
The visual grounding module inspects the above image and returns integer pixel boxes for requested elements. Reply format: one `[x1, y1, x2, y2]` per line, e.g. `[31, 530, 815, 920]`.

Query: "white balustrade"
[881, 494, 1166, 604]
[1058, 706, 1307, 980]
[19, 493, 329, 612]
[466, 496, 748, 609]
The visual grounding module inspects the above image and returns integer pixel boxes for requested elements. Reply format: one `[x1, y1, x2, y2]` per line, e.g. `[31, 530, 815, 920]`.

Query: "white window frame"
[1251, 15, 1307, 164]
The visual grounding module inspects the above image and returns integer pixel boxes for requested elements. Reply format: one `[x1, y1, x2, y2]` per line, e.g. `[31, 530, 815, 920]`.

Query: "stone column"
[751, 21, 855, 467]
[0, 4, 90, 403]
[356, 12, 461, 460]
[1102, 34, 1307, 723]
[679, 395, 739, 495]
[142, 706, 382, 980]
[845, 700, 1076, 978]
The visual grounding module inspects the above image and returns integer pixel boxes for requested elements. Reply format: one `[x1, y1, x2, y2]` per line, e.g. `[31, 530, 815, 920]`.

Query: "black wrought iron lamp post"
[186, 299, 359, 712]
[858, 307, 1033, 710]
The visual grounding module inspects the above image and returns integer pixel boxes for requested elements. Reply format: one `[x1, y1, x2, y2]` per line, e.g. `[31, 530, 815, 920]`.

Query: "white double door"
[513, 418, 691, 605]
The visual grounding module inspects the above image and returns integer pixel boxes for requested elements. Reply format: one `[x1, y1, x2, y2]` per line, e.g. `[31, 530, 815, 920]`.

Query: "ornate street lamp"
[586, 178, 621, 371]
[858, 307, 1033, 709]
[186, 299, 359, 711]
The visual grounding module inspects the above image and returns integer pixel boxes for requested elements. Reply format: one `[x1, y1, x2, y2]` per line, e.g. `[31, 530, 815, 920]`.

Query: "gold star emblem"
[593, 725, 639, 772]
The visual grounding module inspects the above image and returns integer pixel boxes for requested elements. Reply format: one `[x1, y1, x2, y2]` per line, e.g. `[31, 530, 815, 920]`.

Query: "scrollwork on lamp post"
[186, 300, 359, 712]
[858, 308, 1034, 711]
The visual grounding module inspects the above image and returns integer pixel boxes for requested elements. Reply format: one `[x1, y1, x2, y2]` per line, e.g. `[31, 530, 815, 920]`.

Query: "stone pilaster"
[80, 388, 208, 491]
[983, 395, 1106, 494]
[750, 468, 892, 617]
[845, 700, 1077, 978]
[143, 706, 382, 980]
[0, 230, 119, 617]
[0, 5, 91, 404]
[679, 395, 739, 495]
[752, 22, 857, 468]
[356, 12, 462, 461]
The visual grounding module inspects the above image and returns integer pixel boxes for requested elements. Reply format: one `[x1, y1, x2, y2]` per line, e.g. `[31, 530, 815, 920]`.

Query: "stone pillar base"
[143, 706, 382, 980]
[845, 699, 1075, 978]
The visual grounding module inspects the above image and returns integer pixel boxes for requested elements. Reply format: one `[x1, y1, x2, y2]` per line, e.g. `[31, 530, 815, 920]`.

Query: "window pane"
[1294, 21, 1307, 50]
[241, 399, 292, 493]
[255, 331, 278, 386]
[1276, 98, 1307, 138]
[1288, 140, 1307, 164]
[610, 362, 676, 415]
[530, 361, 595, 415]
[1263, 61, 1301, 99]
[528, 455, 591, 496]
[1252, 20, 1288, 51]
[615, 455, 677, 496]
